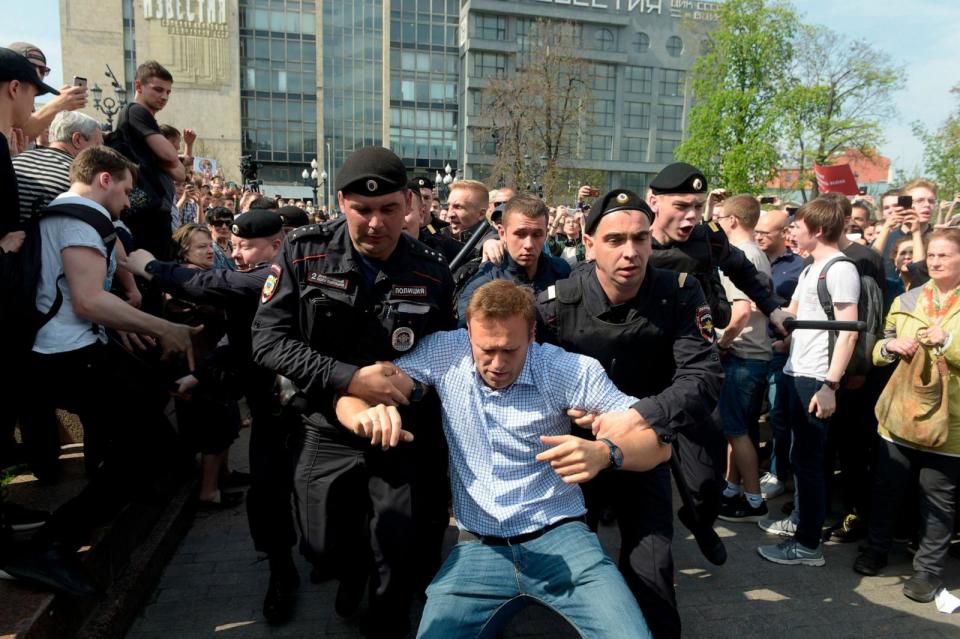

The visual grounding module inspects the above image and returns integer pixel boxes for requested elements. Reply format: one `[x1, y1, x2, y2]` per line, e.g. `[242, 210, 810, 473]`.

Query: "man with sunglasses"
[206, 207, 237, 270]
[7, 42, 87, 140]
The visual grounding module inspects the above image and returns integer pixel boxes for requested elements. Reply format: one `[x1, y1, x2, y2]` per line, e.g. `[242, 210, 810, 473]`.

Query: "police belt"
[457, 516, 585, 546]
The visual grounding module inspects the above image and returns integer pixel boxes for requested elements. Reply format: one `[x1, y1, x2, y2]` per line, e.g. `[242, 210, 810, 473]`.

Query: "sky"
[2, 0, 958, 177]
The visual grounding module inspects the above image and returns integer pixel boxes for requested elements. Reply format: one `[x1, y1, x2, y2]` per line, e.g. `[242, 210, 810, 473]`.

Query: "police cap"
[335, 146, 407, 197]
[275, 205, 309, 228]
[414, 176, 435, 190]
[232, 209, 282, 238]
[649, 162, 708, 195]
[584, 189, 654, 234]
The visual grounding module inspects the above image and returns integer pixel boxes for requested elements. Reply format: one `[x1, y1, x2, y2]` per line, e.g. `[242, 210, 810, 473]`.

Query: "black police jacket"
[144, 260, 274, 393]
[419, 224, 463, 263]
[536, 262, 724, 444]
[251, 217, 455, 420]
[651, 221, 783, 328]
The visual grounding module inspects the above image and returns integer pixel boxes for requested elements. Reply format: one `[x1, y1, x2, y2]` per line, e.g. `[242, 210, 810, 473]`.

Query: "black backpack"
[12, 203, 117, 346]
[812, 256, 885, 379]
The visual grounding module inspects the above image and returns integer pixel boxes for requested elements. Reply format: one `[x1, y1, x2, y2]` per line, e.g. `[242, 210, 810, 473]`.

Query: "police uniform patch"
[391, 284, 427, 297]
[696, 304, 715, 343]
[261, 265, 281, 303]
[307, 272, 350, 290]
[392, 327, 415, 352]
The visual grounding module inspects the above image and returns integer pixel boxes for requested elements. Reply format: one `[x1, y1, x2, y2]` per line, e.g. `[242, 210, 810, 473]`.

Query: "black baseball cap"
[0, 47, 59, 96]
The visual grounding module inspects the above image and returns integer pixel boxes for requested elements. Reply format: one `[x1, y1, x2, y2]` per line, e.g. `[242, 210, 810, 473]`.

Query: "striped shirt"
[13, 146, 73, 223]
[394, 329, 638, 537]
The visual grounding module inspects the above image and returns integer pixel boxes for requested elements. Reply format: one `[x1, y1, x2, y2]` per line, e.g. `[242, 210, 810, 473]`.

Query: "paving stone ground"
[127, 429, 960, 638]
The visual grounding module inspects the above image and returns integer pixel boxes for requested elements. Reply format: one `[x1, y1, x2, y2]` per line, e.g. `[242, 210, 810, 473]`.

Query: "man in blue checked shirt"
[335, 279, 668, 639]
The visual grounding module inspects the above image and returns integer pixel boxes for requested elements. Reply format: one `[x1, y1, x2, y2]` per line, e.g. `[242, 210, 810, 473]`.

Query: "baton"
[783, 318, 866, 332]
[448, 219, 492, 272]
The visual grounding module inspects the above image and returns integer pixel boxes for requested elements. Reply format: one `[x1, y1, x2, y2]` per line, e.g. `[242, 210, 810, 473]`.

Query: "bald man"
[753, 210, 805, 502]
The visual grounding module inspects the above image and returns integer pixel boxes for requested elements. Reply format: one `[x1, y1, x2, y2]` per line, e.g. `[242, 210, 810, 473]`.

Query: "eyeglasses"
[211, 220, 233, 227]
[713, 215, 733, 222]
[31, 62, 51, 78]
[754, 228, 785, 237]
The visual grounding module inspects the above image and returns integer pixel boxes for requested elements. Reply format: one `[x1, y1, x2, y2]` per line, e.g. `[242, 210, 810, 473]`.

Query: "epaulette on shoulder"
[289, 222, 331, 242]
[407, 235, 447, 266]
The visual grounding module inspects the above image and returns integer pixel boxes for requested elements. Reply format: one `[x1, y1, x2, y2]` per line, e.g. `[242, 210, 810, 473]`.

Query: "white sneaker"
[758, 516, 797, 537]
[760, 472, 785, 500]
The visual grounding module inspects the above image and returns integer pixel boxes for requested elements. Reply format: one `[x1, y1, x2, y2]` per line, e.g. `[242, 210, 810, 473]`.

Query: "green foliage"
[676, 0, 798, 194]
[913, 85, 960, 198]
[780, 25, 903, 198]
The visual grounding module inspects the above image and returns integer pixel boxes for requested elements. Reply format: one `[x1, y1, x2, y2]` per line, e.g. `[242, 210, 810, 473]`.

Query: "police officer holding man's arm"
[250, 147, 454, 639]
[537, 190, 724, 639]
[124, 210, 301, 626]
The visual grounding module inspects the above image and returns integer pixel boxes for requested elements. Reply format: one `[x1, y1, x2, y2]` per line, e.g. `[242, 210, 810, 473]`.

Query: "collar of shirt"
[51, 192, 111, 220]
[770, 249, 801, 266]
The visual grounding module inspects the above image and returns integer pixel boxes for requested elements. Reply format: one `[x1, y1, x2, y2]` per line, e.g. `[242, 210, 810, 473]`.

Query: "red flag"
[813, 164, 860, 196]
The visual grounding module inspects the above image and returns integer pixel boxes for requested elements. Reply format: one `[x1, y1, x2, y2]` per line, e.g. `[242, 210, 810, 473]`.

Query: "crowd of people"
[0, 46, 959, 639]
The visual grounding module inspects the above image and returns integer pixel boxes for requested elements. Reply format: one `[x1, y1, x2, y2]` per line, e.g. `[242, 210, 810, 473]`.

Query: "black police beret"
[335, 146, 407, 197]
[414, 176, 434, 190]
[584, 189, 654, 234]
[649, 162, 708, 195]
[275, 205, 309, 228]
[231, 209, 282, 238]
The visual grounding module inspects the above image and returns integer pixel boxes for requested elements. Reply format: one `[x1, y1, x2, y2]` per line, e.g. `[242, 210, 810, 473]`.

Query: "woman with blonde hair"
[854, 227, 960, 603]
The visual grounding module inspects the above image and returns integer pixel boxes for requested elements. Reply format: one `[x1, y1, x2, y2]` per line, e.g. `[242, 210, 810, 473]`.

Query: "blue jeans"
[766, 352, 791, 480]
[784, 375, 831, 549]
[417, 521, 652, 639]
[719, 355, 769, 439]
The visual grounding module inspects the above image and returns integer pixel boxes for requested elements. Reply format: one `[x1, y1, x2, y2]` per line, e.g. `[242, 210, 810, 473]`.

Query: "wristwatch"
[822, 379, 840, 391]
[598, 438, 624, 470]
[409, 379, 426, 403]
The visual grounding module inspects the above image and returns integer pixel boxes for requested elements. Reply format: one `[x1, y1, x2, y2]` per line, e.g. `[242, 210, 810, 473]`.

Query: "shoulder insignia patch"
[678, 272, 688, 288]
[547, 284, 557, 301]
[708, 222, 720, 233]
[695, 303, 715, 343]
[261, 264, 281, 304]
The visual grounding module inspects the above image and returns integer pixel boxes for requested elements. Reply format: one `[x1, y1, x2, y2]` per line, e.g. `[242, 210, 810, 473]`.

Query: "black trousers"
[245, 391, 297, 557]
[866, 439, 960, 576]
[583, 464, 678, 639]
[673, 416, 726, 530]
[20, 342, 179, 550]
[293, 418, 416, 625]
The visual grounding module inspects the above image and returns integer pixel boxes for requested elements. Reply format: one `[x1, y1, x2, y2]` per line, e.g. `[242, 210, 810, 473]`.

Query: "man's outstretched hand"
[536, 435, 608, 484]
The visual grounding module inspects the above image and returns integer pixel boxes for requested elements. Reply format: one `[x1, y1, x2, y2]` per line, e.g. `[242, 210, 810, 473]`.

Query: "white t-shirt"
[717, 240, 773, 361]
[784, 253, 859, 380]
[33, 194, 116, 354]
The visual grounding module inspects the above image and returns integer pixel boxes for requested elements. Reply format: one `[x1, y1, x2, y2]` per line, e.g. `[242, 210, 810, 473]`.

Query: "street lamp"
[302, 158, 325, 211]
[90, 64, 127, 131]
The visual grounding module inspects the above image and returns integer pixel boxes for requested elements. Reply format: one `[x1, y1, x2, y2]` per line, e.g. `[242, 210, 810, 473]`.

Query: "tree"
[913, 84, 960, 201]
[477, 19, 591, 203]
[675, 0, 798, 194]
[780, 25, 903, 200]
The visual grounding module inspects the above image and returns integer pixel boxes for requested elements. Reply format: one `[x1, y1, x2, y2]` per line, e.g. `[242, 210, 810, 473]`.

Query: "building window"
[473, 14, 506, 41]
[660, 70, 686, 97]
[666, 36, 683, 57]
[587, 135, 613, 161]
[634, 32, 649, 53]
[472, 52, 506, 78]
[591, 63, 617, 91]
[656, 138, 679, 163]
[657, 104, 683, 132]
[621, 137, 648, 163]
[591, 99, 616, 127]
[595, 28, 616, 52]
[624, 102, 651, 130]
[625, 66, 653, 95]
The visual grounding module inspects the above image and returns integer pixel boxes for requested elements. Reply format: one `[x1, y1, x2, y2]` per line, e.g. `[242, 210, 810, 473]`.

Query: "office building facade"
[59, 0, 715, 198]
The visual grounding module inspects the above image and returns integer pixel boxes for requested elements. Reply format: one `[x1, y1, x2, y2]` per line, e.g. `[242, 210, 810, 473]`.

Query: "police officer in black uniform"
[413, 175, 449, 231]
[537, 189, 723, 639]
[408, 179, 463, 262]
[250, 147, 454, 639]
[124, 210, 301, 625]
[645, 163, 788, 550]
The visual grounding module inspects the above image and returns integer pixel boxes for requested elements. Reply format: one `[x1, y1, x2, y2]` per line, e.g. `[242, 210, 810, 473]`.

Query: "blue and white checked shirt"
[394, 329, 638, 537]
